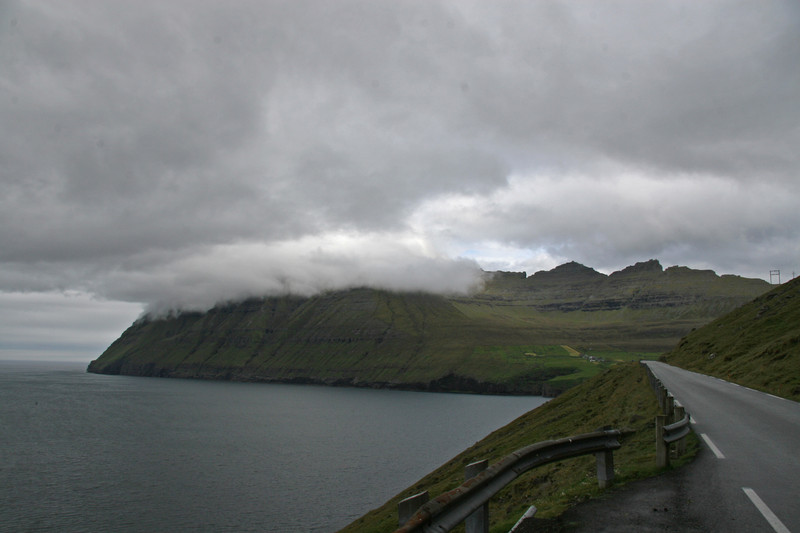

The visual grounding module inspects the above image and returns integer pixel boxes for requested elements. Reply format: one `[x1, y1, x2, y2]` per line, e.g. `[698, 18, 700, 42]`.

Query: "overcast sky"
[2, 1, 799, 361]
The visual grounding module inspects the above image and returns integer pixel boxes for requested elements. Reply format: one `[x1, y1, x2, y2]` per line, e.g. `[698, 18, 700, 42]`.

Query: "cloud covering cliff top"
[1, 1, 799, 357]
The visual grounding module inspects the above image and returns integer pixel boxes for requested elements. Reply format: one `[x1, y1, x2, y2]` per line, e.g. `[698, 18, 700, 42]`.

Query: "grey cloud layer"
[2, 0, 798, 313]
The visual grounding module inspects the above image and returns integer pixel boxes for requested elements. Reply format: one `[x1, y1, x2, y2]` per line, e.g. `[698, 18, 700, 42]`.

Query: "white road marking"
[700, 433, 725, 459]
[689, 414, 697, 425]
[765, 392, 789, 402]
[742, 487, 791, 533]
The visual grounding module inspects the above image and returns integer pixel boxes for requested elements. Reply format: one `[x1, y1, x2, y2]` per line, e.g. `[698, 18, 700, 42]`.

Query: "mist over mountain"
[131, 243, 487, 318]
[89, 259, 770, 395]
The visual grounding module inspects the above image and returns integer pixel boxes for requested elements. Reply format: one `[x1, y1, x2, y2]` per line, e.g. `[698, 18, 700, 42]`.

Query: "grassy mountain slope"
[339, 363, 698, 532]
[343, 274, 799, 532]
[665, 276, 800, 401]
[88, 289, 583, 395]
[88, 260, 770, 394]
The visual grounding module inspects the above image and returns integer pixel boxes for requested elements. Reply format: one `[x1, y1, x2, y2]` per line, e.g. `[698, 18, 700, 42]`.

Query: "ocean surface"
[0, 360, 548, 532]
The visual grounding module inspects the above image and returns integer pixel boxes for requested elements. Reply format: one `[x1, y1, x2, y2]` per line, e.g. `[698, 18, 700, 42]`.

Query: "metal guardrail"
[641, 362, 692, 467]
[663, 413, 691, 444]
[394, 429, 626, 533]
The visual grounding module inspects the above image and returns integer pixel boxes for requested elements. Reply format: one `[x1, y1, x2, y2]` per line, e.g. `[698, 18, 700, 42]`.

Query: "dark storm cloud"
[1, 0, 798, 339]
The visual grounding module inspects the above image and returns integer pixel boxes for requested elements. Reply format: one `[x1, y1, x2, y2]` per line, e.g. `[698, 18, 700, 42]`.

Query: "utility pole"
[769, 270, 781, 284]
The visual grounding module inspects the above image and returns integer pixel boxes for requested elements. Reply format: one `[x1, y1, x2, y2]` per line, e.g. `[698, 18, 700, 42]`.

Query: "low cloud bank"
[95, 233, 485, 317]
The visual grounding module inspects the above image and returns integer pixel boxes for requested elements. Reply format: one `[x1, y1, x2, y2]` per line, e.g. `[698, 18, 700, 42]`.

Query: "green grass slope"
[88, 289, 590, 395]
[339, 363, 698, 532]
[88, 260, 770, 395]
[665, 276, 800, 401]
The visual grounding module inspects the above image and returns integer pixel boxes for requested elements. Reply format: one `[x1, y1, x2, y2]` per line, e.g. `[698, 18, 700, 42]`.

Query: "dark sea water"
[0, 361, 547, 532]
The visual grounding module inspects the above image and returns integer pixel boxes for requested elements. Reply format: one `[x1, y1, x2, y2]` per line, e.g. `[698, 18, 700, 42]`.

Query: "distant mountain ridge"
[479, 259, 767, 315]
[88, 259, 770, 395]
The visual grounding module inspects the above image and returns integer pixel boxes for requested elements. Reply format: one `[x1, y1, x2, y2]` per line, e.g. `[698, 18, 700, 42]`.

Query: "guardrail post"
[674, 405, 686, 456]
[595, 449, 615, 489]
[465, 460, 489, 533]
[398, 491, 429, 527]
[647, 365, 657, 392]
[665, 393, 675, 422]
[655, 415, 669, 468]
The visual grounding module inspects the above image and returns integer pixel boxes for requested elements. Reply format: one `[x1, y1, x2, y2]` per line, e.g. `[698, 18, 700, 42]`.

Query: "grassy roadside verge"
[339, 362, 698, 532]
[664, 277, 800, 401]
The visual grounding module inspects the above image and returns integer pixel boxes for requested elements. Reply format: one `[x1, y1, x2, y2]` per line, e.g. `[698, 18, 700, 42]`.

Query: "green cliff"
[88, 260, 770, 394]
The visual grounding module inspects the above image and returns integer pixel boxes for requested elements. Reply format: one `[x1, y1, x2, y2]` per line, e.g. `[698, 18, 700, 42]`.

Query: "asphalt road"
[643, 361, 800, 532]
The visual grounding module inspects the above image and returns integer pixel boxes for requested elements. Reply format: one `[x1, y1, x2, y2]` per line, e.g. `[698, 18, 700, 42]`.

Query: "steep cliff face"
[89, 260, 771, 394]
[89, 289, 520, 386]
[485, 259, 768, 316]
